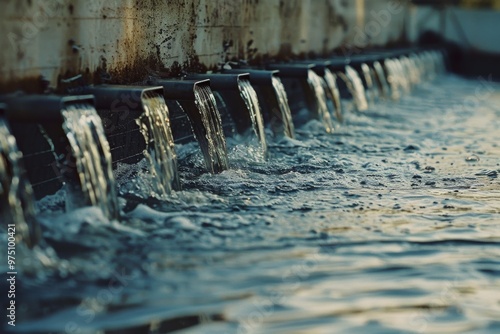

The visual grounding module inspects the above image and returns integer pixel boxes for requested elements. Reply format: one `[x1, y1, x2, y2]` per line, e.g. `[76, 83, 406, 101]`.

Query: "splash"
[307, 70, 334, 133]
[192, 84, 229, 173]
[271, 76, 295, 138]
[238, 78, 268, 158]
[137, 92, 180, 197]
[61, 104, 119, 219]
[0, 117, 40, 248]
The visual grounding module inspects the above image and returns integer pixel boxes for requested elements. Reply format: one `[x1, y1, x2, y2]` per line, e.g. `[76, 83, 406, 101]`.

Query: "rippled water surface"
[8, 75, 500, 334]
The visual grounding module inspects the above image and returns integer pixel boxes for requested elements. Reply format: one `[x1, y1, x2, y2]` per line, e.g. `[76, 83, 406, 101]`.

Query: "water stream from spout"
[361, 63, 376, 104]
[307, 70, 334, 133]
[271, 76, 295, 138]
[344, 65, 369, 111]
[399, 56, 413, 93]
[385, 59, 402, 101]
[138, 92, 180, 197]
[323, 68, 343, 123]
[0, 118, 40, 248]
[373, 61, 390, 99]
[193, 85, 229, 173]
[61, 104, 119, 219]
[238, 78, 268, 158]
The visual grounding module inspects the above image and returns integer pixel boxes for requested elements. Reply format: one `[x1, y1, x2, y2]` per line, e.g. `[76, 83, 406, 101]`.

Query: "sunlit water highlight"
[6, 74, 500, 334]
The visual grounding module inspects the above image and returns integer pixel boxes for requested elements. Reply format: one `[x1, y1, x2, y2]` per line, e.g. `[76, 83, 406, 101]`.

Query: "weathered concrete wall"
[407, 4, 500, 53]
[0, 0, 408, 92]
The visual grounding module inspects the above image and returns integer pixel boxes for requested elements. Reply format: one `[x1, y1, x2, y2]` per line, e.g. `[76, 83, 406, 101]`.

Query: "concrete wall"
[0, 0, 408, 92]
[407, 5, 500, 54]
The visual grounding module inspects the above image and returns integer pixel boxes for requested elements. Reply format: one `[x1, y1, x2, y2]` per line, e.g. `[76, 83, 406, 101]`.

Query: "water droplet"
[466, 155, 480, 162]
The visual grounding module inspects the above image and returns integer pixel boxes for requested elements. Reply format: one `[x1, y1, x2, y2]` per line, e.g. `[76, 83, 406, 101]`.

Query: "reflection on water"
[6, 75, 500, 334]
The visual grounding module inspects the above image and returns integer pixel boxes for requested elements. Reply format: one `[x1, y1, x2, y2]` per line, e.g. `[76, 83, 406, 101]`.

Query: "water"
[0, 118, 40, 248]
[137, 92, 180, 197]
[6, 62, 500, 334]
[193, 85, 229, 174]
[271, 76, 295, 139]
[323, 69, 344, 123]
[344, 65, 369, 111]
[373, 61, 390, 99]
[385, 59, 403, 101]
[61, 104, 119, 219]
[238, 78, 268, 159]
[361, 63, 376, 104]
[307, 70, 335, 133]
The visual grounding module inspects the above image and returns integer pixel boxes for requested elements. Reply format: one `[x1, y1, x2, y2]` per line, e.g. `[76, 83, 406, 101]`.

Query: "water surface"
[7, 74, 500, 334]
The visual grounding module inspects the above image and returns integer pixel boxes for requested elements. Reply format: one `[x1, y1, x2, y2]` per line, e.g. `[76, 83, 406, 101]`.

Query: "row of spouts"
[0, 47, 447, 250]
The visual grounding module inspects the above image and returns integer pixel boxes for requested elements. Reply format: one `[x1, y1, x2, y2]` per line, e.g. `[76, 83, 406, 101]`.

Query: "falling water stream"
[138, 92, 180, 196]
[323, 68, 344, 123]
[192, 84, 229, 173]
[0, 118, 40, 248]
[61, 104, 119, 219]
[385, 59, 403, 100]
[271, 76, 295, 138]
[344, 65, 369, 111]
[238, 78, 268, 158]
[307, 70, 335, 133]
[361, 63, 376, 104]
[373, 60, 390, 99]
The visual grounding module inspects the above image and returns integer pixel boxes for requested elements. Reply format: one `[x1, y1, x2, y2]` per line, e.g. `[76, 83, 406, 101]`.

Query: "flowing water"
[307, 70, 335, 133]
[373, 61, 390, 99]
[361, 63, 376, 104]
[238, 79, 268, 159]
[5, 51, 500, 334]
[0, 118, 40, 248]
[344, 65, 369, 111]
[323, 69, 344, 123]
[385, 59, 403, 101]
[137, 92, 180, 196]
[61, 104, 119, 219]
[271, 76, 295, 139]
[192, 85, 229, 174]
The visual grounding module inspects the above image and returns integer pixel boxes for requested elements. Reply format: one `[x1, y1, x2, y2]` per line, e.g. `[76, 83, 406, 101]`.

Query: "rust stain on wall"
[0, 0, 408, 92]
